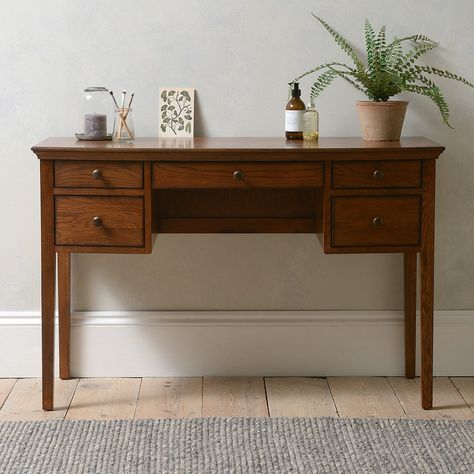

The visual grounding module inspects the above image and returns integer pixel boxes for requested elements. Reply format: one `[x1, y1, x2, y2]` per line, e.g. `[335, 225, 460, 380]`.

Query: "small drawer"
[55, 196, 144, 246]
[332, 160, 421, 189]
[332, 196, 420, 247]
[55, 161, 143, 188]
[153, 162, 323, 188]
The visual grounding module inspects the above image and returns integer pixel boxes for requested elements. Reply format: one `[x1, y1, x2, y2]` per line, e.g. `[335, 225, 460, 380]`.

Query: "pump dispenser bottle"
[285, 82, 305, 139]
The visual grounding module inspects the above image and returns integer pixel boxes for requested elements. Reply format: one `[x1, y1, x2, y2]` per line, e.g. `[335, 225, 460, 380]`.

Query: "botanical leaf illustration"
[159, 89, 193, 135]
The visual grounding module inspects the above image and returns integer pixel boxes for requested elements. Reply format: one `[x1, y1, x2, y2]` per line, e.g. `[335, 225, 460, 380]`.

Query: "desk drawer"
[55, 196, 144, 246]
[55, 161, 143, 188]
[332, 160, 421, 189]
[332, 196, 420, 247]
[153, 162, 323, 188]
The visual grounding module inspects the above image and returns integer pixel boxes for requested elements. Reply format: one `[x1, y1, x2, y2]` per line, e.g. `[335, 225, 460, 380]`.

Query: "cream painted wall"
[1, 0, 473, 313]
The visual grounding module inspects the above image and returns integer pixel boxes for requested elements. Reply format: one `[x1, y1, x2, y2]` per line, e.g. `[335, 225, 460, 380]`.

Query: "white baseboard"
[0, 310, 472, 377]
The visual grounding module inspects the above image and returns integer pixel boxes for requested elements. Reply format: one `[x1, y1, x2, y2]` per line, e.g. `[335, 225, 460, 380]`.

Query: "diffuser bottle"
[285, 83, 305, 139]
[303, 98, 319, 141]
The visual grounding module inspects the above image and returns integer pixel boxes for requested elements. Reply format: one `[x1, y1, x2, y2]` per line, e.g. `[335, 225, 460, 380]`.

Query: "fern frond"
[414, 66, 474, 88]
[405, 83, 452, 127]
[310, 70, 338, 100]
[403, 41, 439, 64]
[312, 14, 366, 71]
[389, 34, 437, 47]
[365, 19, 377, 73]
[293, 62, 354, 84]
[331, 69, 370, 96]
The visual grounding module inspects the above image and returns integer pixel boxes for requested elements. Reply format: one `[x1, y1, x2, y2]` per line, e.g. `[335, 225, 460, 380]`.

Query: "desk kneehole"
[55, 196, 144, 247]
[332, 195, 421, 247]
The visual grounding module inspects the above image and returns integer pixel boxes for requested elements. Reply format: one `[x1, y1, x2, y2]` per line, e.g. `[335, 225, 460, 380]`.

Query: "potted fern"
[293, 15, 474, 140]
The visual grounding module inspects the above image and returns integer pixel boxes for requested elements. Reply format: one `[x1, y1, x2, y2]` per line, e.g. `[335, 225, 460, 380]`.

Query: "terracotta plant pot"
[356, 101, 408, 141]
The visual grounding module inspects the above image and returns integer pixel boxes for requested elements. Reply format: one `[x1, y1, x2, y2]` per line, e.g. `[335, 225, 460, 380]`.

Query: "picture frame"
[158, 87, 195, 137]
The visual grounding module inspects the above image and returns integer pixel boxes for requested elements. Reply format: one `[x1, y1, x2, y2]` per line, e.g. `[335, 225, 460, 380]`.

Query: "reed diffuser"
[110, 90, 135, 142]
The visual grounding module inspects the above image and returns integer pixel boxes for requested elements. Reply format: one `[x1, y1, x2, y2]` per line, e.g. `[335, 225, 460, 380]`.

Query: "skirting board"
[0, 310, 472, 377]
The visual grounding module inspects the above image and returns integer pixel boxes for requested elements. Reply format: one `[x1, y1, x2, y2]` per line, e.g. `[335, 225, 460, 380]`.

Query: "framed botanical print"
[159, 87, 195, 137]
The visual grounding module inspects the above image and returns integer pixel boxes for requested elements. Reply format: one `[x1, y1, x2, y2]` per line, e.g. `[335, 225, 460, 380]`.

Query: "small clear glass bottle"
[302, 98, 319, 141]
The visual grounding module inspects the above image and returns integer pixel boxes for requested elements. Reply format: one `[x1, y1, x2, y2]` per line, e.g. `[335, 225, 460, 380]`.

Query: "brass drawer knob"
[92, 216, 103, 227]
[373, 169, 384, 179]
[233, 170, 243, 180]
[92, 169, 102, 179]
[372, 216, 384, 226]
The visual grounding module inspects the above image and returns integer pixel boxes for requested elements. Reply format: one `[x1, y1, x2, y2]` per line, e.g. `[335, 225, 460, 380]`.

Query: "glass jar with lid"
[82, 87, 111, 138]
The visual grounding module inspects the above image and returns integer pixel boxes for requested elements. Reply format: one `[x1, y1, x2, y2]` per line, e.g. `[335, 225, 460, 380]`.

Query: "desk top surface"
[33, 137, 443, 153]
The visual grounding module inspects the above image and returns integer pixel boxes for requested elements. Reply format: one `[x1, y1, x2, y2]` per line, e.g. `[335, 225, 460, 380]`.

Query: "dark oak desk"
[32, 137, 445, 411]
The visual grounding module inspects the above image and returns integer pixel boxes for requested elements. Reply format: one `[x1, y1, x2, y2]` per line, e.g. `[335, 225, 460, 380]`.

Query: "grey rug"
[0, 417, 472, 473]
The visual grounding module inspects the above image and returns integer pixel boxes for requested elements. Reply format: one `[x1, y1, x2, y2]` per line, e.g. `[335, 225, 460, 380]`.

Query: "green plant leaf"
[185, 122, 191, 133]
[312, 14, 366, 72]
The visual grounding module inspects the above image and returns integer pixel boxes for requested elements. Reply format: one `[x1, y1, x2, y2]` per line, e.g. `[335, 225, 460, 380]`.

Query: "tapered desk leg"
[421, 160, 436, 410]
[404, 253, 417, 379]
[40, 161, 55, 411]
[58, 252, 71, 380]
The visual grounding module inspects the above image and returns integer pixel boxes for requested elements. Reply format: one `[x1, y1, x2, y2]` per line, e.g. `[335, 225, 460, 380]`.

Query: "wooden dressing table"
[32, 137, 444, 411]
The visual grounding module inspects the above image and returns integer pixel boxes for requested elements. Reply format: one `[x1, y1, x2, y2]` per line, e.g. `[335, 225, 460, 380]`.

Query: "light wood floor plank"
[66, 378, 141, 420]
[265, 377, 337, 418]
[0, 378, 78, 421]
[328, 377, 405, 418]
[203, 377, 268, 417]
[451, 377, 474, 413]
[0, 379, 17, 410]
[135, 378, 202, 419]
[390, 377, 474, 419]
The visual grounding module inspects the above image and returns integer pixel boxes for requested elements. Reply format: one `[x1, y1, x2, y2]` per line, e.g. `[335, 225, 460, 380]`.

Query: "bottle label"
[285, 110, 304, 132]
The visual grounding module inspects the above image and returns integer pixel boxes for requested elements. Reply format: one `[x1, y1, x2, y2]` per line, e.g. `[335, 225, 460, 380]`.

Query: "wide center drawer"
[55, 161, 143, 188]
[152, 162, 323, 188]
[55, 196, 144, 247]
[332, 160, 421, 189]
[332, 196, 421, 247]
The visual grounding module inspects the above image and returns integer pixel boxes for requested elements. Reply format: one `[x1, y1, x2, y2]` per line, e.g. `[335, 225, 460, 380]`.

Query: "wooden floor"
[0, 377, 473, 421]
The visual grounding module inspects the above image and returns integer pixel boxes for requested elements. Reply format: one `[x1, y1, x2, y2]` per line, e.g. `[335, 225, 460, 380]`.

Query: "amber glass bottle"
[285, 83, 306, 139]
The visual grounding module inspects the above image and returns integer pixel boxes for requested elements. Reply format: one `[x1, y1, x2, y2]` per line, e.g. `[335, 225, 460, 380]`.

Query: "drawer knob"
[92, 216, 103, 227]
[372, 216, 384, 226]
[92, 169, 102, 179]
[233, 170, 243, 180]
[373, 169, 385, 179]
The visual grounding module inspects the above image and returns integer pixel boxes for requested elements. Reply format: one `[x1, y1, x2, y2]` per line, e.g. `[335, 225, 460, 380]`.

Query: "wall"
[1, 1, 473, 375]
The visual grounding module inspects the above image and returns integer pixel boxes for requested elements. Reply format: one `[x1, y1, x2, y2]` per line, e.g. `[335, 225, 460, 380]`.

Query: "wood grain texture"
[153, 162, 323, 189]
[135, 378, 202, 419]
[0, 379, 16, 410]
[451, 378, 474, 413]
[332, 196, 421, 247]
[55, 196, 144, 247]
[328, 377, 405, 419]
[265, 378, 337, 417]
[202, 377, 268, 417]
[143, 162, 153, 253]
[66, 378, 141, 420]
[404, 253, 417, 379]
[421, 159, 436, 409]
[55, 161, 143, 188]
[33, 137, 445, 163]
[389, 377, 474, 419]
[156, 217, 319, 234]
[332, 160, 421, 189]
[40, 160, 55, 411]
[58, 252, 71, 380]
[0, 378, 78, 421]
[154, 188, 321, 218]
